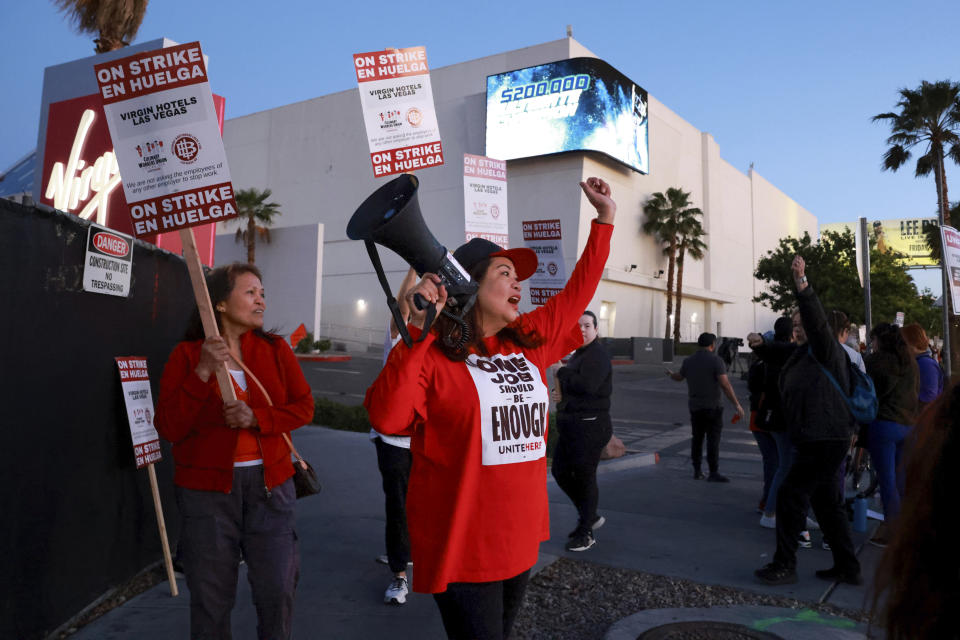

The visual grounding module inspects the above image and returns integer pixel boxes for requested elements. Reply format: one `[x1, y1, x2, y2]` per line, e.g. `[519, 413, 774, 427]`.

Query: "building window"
[599, 301, 616, 337]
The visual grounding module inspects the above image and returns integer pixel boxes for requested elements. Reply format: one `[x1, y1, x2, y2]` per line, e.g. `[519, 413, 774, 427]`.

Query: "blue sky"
[2, 1, 957, 291]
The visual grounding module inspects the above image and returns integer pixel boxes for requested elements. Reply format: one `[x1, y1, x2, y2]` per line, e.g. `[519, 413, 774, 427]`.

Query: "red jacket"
[365, 220, 612, 592]
[156, 331, 314, 493]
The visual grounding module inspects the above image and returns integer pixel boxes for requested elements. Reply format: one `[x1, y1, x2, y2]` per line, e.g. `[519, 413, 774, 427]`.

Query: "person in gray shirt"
[667, 333, 745, 482]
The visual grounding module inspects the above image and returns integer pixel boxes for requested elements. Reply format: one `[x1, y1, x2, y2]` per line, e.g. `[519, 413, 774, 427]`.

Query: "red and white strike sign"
[116, 357, 161, 468]
[94, 42, 237, 237]
[353, 46, 444, 178]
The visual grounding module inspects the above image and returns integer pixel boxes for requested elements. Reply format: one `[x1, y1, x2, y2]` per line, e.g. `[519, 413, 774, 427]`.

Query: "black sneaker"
[565, 531, 596, 552]
[815, 567, 863, 586]
[693, 470, 705, 480]
[567, 515, 606, 539]
[754, 562, 798, 585]
[706, 473, 730, 483]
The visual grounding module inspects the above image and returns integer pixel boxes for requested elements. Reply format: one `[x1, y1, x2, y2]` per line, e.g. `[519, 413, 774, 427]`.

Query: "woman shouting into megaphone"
[364, 177, 615, 639]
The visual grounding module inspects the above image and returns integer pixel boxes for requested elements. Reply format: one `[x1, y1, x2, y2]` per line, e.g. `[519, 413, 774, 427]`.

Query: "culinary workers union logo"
[172, 133, 201, 164]
[406, 107, 423, 127]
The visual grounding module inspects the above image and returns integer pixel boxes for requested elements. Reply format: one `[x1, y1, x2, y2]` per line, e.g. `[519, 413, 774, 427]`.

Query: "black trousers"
[433, 569, 530, 640]
[774, 440, 859, 574]
[690, 407, 723, 473]
[373, 436, 411, 574]
[177, 468, 298, 640]
[551, 411, 612, 533]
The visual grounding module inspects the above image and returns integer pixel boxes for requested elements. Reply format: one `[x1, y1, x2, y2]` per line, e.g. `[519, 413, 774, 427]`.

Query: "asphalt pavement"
[72, 355, 881, 639]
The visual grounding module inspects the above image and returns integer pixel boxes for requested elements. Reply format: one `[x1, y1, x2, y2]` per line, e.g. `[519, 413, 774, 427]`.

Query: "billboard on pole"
[821, 217, 939, 267]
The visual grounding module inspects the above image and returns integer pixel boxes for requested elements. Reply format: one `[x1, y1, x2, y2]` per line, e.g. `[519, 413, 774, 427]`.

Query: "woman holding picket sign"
[364, 177, 615, 639]
[156, 263, 314, 639]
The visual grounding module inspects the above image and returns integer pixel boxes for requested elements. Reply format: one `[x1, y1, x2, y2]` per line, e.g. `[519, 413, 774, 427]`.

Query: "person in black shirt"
[668, 333, 745, 481]
[552, 311, 612, 552]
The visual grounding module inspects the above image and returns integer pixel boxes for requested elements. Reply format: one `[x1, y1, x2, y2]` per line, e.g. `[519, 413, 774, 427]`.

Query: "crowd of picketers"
[739, 257, 956, 639]
[152, 175, 958, 638]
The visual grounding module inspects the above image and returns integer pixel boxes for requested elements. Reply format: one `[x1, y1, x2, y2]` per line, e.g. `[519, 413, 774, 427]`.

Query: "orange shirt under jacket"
[156, 330, 314, 493]
[365, 220, 612, 593]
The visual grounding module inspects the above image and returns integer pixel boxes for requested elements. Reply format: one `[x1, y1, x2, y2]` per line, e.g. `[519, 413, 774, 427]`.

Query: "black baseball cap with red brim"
[452, 238, 538, 282]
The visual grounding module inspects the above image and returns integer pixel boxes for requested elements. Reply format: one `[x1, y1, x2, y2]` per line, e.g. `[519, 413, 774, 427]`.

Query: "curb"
[296, 353, 352, 362]
[604, 605, 867, 640]
[597, 451, 659, 475]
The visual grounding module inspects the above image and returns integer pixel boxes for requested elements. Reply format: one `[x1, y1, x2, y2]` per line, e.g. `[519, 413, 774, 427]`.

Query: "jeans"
[374, 437, 412, 574]
[752, 430, 779, 507]
[765, 431, 794, 513]
[866, 419, 911, 522]
[433, 569, 530, 640]
[552, 411, 612, 533]
[690, 407, 723, 474]
[177, 468, 299, 640]
[773, 440, 859, 575]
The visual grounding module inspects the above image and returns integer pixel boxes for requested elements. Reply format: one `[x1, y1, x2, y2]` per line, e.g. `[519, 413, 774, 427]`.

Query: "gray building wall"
[219, 37, 818, 346]
[214, 223, 324, 338]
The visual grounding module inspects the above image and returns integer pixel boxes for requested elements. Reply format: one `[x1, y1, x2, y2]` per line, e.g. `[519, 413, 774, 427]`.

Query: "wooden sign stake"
[178, 227, 238, 401]
[147, 462, 178, 596]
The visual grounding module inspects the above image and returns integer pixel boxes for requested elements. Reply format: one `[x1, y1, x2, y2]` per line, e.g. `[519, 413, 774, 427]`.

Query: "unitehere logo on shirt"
[466, 353, 549, 465]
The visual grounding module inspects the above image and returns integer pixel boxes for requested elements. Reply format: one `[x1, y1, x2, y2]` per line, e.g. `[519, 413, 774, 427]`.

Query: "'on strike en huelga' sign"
[94, 42, 237, 237]
[523, 219, 567, 306]
[353, 47, 443, 178]
[83, 223, 133, 297]
[116, 357, 161, 468]
[942, 225, 960, 315]
[464, 154, 509, 247]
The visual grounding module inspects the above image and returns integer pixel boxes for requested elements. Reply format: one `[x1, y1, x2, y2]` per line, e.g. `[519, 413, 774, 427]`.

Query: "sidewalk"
[72, 422, 878, 639]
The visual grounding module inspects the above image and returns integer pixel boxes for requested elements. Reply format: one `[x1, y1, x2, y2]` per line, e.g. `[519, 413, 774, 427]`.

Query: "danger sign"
[83, 223, 133, 297]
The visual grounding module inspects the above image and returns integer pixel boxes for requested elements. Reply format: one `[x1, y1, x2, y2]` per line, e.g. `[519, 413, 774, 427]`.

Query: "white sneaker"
[384, 576, 408, 605]
[798, 530, 812, 549]
[806, 517, 820, 531]
[759, 514, 776, 529]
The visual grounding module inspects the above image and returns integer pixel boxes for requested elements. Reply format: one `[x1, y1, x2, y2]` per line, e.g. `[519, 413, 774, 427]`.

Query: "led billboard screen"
[486, 57, 648, 174]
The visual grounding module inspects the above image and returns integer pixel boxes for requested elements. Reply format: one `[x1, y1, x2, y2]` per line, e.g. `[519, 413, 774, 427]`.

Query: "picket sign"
[96, 41, 241, 598]
[147, 463, 178, 596]
[116, 355, 180, 597]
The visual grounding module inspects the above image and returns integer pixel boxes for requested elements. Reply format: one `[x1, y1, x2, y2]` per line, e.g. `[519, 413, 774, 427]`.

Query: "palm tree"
[231, 188, 282, 264]
[874, 80, 960, 223]
[673, 218, 708, 350]
[642, 187, 703, 342]
[875, 81, 960, 372]
[54, 0, 148, 53]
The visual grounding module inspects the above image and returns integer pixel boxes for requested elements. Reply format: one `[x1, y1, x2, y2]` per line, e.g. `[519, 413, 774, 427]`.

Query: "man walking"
[668, 333, 745, 482]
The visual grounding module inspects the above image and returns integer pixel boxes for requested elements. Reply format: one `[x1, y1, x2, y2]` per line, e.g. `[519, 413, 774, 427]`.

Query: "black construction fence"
[0, 199, 197, 639]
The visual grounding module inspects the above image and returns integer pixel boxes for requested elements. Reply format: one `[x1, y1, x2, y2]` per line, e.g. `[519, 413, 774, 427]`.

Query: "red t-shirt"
[365, 220, 612, 592]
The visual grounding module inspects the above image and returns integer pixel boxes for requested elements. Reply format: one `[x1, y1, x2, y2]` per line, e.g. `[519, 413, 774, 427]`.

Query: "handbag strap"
[230, 353, 307, 465]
